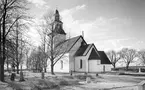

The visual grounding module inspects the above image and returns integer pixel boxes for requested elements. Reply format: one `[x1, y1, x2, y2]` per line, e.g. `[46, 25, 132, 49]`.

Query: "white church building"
[47, 10, 112, 73]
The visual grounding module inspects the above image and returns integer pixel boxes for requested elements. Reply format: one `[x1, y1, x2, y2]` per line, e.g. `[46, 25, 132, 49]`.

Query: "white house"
[47, 10, 112, 73]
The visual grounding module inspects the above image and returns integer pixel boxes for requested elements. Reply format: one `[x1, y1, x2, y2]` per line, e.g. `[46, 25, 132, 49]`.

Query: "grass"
[5, 73, 83, 90]
[3, 71, 143, 90]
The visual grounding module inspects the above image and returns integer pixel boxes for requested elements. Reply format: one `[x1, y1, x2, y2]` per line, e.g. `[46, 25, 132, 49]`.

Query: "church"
[47, 10, 112, 73]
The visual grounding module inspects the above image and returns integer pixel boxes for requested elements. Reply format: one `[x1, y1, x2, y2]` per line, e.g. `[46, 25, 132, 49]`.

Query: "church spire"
[54, 9, 60, 21]
[53, 9, 66, 35]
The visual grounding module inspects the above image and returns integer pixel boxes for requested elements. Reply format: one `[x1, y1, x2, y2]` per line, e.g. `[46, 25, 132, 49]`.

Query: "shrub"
[141, 68, 145, 72]
[37, 79, 59, 89]
[59, 80, 69, 86]
[111, 68, 119, 71]
[118, 72, 125, 75]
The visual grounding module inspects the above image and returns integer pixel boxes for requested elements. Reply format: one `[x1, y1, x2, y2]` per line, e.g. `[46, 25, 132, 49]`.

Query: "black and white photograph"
[0, 0, 145, 90]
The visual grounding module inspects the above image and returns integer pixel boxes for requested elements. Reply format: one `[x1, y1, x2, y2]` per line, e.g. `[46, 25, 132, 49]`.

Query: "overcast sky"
[26, 0, 145, 51]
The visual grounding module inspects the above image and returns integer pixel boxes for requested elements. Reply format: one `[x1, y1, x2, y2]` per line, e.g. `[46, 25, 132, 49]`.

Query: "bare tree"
[14, 20, 28, 74]
[106, 50, 121, 68]
[37, 21, 49, 72]
[25, 47, 30, 69]
[15, 36, 27, 74]
[138, 50, 145, 66]
[120, 48, 138, 70]
[0, 0, 29, 81]
[27, 47, 44, 72]
[39, 10, 69, 75]
[5, 39, 16, 71]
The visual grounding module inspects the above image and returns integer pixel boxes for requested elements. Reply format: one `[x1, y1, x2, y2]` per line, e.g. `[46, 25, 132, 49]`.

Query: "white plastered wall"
[75, 56, 87, 72]
[74, 45, 112, 73]
[69, 38, 84, 72]
[47, 53, 69, 73]
[88, 60, 112, 72]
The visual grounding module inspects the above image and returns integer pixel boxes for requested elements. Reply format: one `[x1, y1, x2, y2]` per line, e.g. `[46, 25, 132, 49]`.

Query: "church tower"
[53, 9, 66, 46]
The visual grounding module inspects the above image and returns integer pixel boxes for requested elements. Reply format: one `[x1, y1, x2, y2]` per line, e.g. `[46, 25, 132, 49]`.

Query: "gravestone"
[70, 70, 72, 76]
[86, 77, 91, 83]
[10, 72, 16, 81]
[41, 72, 44, 79]
[19, 71, 25, 81]
[96, 73, 98, 77]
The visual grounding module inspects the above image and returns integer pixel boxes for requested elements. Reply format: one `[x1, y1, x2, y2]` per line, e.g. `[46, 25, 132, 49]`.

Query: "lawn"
[1, 71, 144, 90]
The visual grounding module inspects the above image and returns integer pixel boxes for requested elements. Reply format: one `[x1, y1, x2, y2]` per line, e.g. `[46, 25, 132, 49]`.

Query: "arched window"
[80, 59, 83, 69]
[61, 60, 63, 69]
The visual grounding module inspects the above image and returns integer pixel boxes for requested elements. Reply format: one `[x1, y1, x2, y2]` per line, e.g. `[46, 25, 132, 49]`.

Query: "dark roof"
[98, 51, 111, 64]
[54, 27, 66, 35]
[75, 44, 90, 56]
[55, 35, 86, 53]
[55, 9, 59, 14]
[53, 9, 66, 35]
[88, 48, 100, 60]
[75, 43, 100, 56]
[63, 36, 81, 52]
[83, 44, 99, 56]
[53, 20, 66, 35]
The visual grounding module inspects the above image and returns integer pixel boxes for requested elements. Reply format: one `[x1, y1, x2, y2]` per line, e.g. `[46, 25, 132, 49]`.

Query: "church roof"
[74, 43, 111, 64]
[55, 9, 59, 14]
[53, 9, 66, 35]
[88, 48, 100, 60]
[75, 44, 91, 56]
[55, 35, 86, 53]
[54, 35, 111, 65]
[54, 26, 66, 35]
[75, 44, 99, 57]
[98, 51, 111, 64]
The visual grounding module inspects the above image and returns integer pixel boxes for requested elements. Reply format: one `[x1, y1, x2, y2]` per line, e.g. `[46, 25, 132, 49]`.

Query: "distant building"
[47, 10, 112, 73]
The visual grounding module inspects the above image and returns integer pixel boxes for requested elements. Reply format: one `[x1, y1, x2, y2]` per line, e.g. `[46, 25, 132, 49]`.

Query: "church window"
[61, 60, 63, 69]
[80, 59, 83, 69]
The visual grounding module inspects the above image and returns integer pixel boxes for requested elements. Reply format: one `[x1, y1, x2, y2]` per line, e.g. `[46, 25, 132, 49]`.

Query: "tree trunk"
[51, 65, 54, 75]
[1, 36, 5, 81]
[7, 61, 9, 71]
[26, 55, 29, 69]
[112, 63, 116, 68]
[44, 67, 47, 73]
[0, 27, 2, 80]
[0, 65, 4, 82]
[12, 61, 15, 72]
[126, 66, 129, 71]
[113, 65, 116, 68]
[16, 21, 19, 74]
[16, 63, 19, 74]
[0, 26, 3, 81]
[126, 63, 129, 71]
[0, 16, 2, 81]
[51, 60, 55, 75]
[0, 0, 7, 82]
